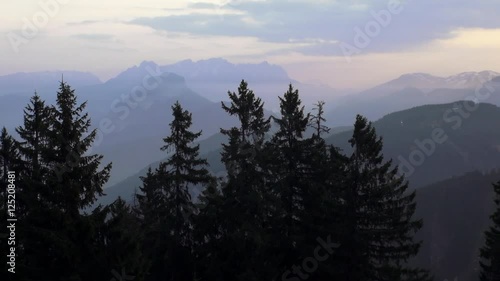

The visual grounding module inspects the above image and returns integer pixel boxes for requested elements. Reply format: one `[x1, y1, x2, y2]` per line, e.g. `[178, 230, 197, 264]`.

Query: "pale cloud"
[0, 0, 500, 90]
[0, 17, 302, 82]
[72, 33, 116, 41]
[276, 28, 500, 89]
[435, 28, 500, 49]
[126, 0, 500, 57]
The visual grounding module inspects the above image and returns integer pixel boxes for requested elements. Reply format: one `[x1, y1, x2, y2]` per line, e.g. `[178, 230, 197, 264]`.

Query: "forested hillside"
[1, 80, 499, 281]
[413, 171, 500, 281]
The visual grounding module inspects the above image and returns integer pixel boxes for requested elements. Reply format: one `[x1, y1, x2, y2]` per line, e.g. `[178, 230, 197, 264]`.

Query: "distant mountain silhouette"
[328, 102, 500, 188]
[0, 70, 101, 96]
[327, 71, 500, 126]
[99, 101, 500, 206]
[2, 62, 499, 187]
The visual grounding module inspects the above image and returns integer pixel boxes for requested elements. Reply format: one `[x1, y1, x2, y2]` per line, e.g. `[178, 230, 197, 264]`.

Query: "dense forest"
[1, 80, 499, 281]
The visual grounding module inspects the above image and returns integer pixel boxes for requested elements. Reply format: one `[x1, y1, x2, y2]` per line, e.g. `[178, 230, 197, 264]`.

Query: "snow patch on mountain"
[391, 70, 500, 90]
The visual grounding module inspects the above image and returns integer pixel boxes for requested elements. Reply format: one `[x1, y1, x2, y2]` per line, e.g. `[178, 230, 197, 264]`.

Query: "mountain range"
[374, 71, 500, 93]
[327, 71, 500, 125]
[1, 59, 499, 187]
[2, 59, 500, 280]
[92, 101, 500, 281]
[97, 101, 500, 205]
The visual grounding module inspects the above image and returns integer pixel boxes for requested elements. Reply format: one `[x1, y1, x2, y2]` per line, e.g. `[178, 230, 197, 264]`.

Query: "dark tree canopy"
[480, 181, 500, 281]
[1, 80, 433, 281]
[136, 101, 212, 281]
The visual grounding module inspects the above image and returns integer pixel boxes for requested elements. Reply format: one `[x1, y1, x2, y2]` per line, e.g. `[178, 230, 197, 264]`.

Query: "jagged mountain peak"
[160, 58, 290, 82]
[445, 70, 500, 85]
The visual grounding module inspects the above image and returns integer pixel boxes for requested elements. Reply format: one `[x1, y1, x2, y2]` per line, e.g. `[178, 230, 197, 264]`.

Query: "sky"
[1, 0, 500, 89]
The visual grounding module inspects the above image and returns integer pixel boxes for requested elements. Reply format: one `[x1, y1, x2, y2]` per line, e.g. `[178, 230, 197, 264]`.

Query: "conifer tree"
[336, 115, 430, 281]
[161, 101, 213, 234]
[280, 100, 345, 281]
[299, 101, 342, 279]
[193, 179, 223, 280]
[21, 81, 112, 280]
[305, 101, 331, 215]
[135, 167, 167, 281]
[196, 80, 272, 281]
[13, 93, 52, 278]
[317, 144, 350, 279]
[136, 101, 212, 281]
[45, 81, 111, 212]
[0, 127, 19, 180]
[16, 92, 51, 181]
[92, 197, 148, 281]
[136, 167, 164, 229]
[308, 101, 330, 139]
[14, 93, 51, 217]
[266, 84, 313, 277]
[479, 181, 500, 281]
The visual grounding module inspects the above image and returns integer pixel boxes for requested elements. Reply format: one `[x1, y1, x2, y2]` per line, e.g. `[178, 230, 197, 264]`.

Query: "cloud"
[2, 0, 500, 90]
[66, 20, 105, 26]
[187, 2, 219, 9]
[72, 34, 116, 41]
[127, 0, 500, 57]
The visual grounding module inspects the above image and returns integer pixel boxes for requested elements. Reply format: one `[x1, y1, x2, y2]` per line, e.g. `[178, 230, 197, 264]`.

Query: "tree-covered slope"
[413, 170, 500, 281]
[327, 102, 500, 188]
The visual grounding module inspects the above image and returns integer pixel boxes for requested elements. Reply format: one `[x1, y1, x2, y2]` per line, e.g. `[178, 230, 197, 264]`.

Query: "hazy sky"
[1, 0, 500, 89]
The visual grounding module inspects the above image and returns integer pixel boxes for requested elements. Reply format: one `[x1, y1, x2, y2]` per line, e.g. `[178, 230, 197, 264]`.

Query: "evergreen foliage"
[480, 181, 500, 281]
[1, 80, 432, 281]
[135, 101, 213, 281]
